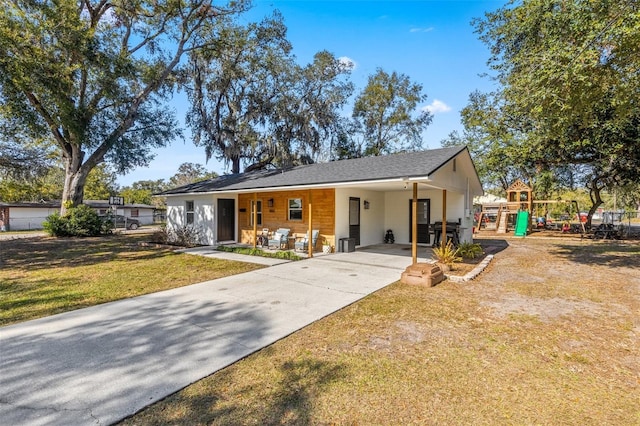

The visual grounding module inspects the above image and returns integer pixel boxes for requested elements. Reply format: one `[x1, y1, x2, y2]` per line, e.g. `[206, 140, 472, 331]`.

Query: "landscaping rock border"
[446, 254, 494, 283]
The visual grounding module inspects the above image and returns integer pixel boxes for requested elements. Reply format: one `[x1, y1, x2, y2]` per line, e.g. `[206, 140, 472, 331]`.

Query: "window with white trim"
[250, 200, 262, 226]
[288, 198, 303, 221]
[185, 200, 194, 224]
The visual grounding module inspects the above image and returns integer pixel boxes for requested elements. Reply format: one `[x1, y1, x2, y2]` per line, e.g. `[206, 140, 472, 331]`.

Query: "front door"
[349, 197, 361, 245]
[217, 198, 235, 242]
[409, 199, 431, 244]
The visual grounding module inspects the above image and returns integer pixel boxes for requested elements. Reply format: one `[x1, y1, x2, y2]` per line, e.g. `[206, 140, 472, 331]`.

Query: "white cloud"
[338, 56, 357, 71]
[410, 27, 434, 33]
[423, 99, 452, 114]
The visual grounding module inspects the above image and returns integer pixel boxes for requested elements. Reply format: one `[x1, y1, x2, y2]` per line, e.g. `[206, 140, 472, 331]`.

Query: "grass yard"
[0, 234, 263, 326]
[119, 237, 640, 425]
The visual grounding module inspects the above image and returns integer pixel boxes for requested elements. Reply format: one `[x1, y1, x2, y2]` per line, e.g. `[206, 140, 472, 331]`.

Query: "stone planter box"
[400, 262, 444, 287]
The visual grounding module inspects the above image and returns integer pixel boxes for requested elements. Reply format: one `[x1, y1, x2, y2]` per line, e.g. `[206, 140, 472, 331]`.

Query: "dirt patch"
[470, 236, 640, 322]
[482, 294, 605, 322]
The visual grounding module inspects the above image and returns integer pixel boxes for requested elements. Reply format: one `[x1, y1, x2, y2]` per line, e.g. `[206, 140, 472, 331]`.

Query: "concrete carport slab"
[0, 250, 411, 426]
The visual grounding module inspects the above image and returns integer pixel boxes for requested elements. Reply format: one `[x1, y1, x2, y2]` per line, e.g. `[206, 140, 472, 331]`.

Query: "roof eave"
[161, 175, 433, 197]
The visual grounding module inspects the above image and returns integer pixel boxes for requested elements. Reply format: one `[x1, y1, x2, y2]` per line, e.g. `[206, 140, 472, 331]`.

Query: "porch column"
[442, 189, 447, 248]
[412, 182, 418, 264]
[252, 192, 258, 249]
[308, 190, 313, 258]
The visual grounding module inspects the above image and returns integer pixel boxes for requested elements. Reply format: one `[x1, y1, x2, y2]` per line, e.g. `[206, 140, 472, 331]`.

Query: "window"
[288, 198, 303, 221]
[186, 200, 194, 224]
[453, 158, 457, 172]
[250, 200, 262, 226]
[130, 209, 139, 217]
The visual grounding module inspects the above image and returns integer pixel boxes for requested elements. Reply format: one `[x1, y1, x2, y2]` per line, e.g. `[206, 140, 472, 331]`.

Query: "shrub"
[150, 224, 201, 247]
[42, 212, 67, 236]
[216, 245, 303, 261]
[456, 242, 484, 260]
[172, 225, 202, 247]
[432, 240, 462, 268]
[150, 224, 171, 245]
[43, 205, 107, 237]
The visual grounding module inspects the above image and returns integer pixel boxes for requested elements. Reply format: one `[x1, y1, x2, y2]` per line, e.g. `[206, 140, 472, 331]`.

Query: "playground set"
[474, 179, 586, 237]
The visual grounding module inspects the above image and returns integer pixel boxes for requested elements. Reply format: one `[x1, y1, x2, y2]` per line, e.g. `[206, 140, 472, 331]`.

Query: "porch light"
[364, 200, 370, 209]
[268, 198, 274, 207]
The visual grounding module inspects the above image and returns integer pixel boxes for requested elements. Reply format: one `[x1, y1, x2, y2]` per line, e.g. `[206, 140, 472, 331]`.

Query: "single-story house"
[0, 200, 156, 231]
[0, 201, 59, 231]
[84, 200, 157, 225]
[159, 146, 484, 257]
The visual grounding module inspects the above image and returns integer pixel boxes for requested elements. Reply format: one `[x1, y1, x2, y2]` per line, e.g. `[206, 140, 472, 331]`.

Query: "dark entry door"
[217, 199, 235, 242]
[409, 199, 431, 244]
[349, 197, 361, 246]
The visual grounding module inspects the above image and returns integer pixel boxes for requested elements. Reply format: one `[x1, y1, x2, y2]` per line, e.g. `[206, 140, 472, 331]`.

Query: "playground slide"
[514, 210, 529, 237]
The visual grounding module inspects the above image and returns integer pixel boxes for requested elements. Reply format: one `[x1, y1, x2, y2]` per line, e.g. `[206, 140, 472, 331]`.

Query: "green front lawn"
[0, 234, 263, 326]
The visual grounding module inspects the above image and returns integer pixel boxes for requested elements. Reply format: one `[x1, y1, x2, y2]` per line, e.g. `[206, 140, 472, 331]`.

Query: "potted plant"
[432, 240, 461, 272]
[322, 237, 332, 254]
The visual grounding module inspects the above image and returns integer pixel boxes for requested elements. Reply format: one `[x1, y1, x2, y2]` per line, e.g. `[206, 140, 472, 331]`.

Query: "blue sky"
[118, 0, 506, 187]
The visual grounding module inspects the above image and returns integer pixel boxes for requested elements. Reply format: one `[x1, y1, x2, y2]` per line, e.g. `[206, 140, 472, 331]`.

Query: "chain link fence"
[1, 213, 163, 232]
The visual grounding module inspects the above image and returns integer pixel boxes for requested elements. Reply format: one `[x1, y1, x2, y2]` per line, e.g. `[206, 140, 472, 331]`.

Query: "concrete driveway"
[0, 249, 416, 426]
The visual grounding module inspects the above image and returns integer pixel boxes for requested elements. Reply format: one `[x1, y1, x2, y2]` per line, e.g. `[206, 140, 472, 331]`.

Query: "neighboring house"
[84, 200, 156, 225]
[0, 201, 59, 231]
[159, 146, 484, 253]
[0, 200, 156, 231]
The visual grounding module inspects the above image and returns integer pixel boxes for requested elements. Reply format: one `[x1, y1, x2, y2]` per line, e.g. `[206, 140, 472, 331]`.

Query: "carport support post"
[252, 192, 258, 249]
[442, 189, 447, 248]
[308, 190, 313, 258]
[412, 182, 418, 264]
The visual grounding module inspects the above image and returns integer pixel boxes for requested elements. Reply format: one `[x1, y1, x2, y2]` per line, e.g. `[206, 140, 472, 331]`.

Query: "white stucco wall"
[384, 188, 472, 245]
[335, 185, 473, 248]
[7, 207, 58, 231]
[335, 188, 385, 247]
[123, 208, 155, 225]
[166, 194, 220, 245]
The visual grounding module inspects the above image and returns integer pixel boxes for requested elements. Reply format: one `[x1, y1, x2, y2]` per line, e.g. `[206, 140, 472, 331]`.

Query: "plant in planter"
[432, 240, 462, 272]
[456, 242, 484, 259]
[322, 237, 332, 253]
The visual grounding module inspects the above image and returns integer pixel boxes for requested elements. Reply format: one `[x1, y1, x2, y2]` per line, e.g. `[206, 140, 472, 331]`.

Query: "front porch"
[218, 241, 438, 262]
[211, 240, 503, 280]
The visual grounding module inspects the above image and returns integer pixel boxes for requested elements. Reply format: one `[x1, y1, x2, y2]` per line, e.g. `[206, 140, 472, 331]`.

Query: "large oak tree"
[470, 0, 640, 220]
[352, 69, 432, 156]
[186, 14, 353, 173]
[0, 0, 248, 213]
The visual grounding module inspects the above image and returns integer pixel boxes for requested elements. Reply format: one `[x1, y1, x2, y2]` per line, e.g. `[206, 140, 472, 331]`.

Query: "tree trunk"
[60, 148, 89, 215]
[231, 156, 241, 174]
[586, 180, 605, 230]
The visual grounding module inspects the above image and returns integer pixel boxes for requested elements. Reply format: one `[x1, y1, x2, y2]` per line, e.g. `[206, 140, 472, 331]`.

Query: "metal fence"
[1, 213, 162, 232]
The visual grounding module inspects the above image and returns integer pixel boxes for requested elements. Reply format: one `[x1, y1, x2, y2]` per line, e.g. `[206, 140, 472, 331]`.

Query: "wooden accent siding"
[238, 189, 336, 249]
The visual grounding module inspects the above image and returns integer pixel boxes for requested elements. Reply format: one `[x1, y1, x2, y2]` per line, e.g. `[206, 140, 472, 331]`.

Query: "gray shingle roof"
[159, 146, 467, 195]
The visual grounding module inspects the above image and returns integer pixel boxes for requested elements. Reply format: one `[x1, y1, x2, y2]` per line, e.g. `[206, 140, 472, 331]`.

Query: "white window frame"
[250, 200, 263, 226]
[185, 200, 195, 225]
[288, 198, 303, 221]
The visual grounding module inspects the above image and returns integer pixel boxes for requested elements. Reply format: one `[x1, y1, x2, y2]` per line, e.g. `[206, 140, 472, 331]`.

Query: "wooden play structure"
[476, 180, 532, 234]
[475, 179, 583, 235]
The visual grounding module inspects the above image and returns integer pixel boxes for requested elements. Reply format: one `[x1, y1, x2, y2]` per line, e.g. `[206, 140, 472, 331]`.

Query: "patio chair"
[294, 229, 320, 252]
[268, 228, 290, 249]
